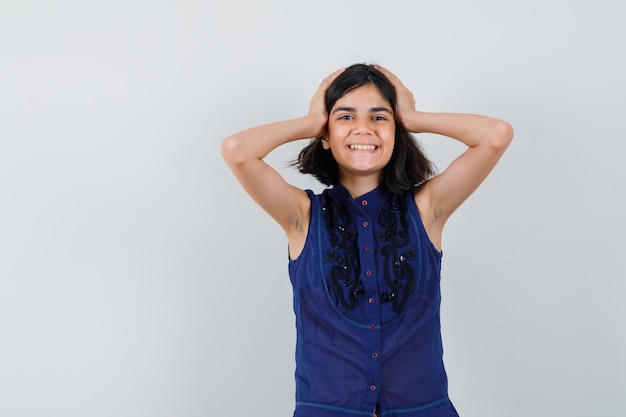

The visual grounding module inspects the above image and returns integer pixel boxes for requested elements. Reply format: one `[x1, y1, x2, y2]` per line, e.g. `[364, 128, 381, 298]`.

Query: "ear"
[321, 135, 330, 150]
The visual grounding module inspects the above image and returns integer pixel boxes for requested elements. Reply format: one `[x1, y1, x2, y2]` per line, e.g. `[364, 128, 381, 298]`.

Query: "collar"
[330, 182, 391, 215]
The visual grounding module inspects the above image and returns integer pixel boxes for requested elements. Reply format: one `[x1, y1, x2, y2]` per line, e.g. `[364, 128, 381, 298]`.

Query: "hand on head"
[374, 65, 417, 127]
[308, 67, 346, 138]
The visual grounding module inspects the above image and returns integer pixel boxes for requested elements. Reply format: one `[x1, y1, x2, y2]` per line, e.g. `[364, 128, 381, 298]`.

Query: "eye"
[372, 115, 387, 121]
[338, 114, 354, 120]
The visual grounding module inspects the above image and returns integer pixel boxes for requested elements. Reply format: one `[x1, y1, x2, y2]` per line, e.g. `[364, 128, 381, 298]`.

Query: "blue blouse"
[288, 183, 459, 417]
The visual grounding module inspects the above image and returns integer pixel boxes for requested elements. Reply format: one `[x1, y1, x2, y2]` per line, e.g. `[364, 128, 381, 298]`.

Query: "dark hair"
[294, 64, 436, 194]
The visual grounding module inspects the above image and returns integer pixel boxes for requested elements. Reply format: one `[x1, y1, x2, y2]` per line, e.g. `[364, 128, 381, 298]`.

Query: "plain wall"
[1, 1, 624, 416]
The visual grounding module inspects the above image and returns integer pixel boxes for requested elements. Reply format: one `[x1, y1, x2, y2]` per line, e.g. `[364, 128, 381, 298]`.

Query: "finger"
[320, 67, 346, 89]
[309, 67, 345, 115]
[375, 65, 405, 88]
[311, 67, 345, 105]
[374, 64, 395, 79]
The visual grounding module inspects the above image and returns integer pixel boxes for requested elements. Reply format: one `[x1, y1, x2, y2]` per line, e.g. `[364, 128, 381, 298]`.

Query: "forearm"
[221, 114, 324, 165]
[222, 67, 345, 167]
[401, 111, 513, 149]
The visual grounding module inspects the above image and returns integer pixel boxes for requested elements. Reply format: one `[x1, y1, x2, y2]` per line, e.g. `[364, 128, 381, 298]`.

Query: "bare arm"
[221, 115, 322, 228]
[220, 69, 345, 247]
[376, 66, 513, 245]
[407, 111, 513, 218]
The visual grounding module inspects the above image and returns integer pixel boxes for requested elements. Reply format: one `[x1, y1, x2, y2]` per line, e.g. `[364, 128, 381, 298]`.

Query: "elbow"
[491, 120, 514, 151]
[221, 135, 246, 166]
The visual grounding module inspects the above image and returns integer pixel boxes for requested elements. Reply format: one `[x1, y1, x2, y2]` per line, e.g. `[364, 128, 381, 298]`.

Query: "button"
[371, 352, 378, 359]
[368, 298, 375, 304]
[369, 385, 377, 391]
[365, 270, 373, 277]
[362, 221, 369, 227]
[361, 200, 368, 206]
[369, 324, 376, 331]
[364, 246, 370, 252]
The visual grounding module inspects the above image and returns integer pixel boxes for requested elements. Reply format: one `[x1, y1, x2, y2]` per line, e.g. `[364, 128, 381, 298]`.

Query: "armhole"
[288, 189, 315, 263]
[409, 188, 443, 258]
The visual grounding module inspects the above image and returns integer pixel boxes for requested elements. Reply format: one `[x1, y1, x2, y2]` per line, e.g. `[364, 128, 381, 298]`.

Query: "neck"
[338, 173, 383, 199]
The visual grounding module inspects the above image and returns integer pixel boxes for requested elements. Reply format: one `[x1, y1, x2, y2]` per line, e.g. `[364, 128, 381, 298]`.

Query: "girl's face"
[324, 84, 396, 184]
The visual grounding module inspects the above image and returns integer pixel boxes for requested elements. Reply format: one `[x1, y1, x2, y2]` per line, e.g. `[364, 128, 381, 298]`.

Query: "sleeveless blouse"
[288, 183, 459, 417]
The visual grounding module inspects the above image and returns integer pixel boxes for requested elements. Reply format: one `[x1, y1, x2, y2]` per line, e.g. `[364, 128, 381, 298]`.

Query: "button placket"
[355, 197, 381, 405]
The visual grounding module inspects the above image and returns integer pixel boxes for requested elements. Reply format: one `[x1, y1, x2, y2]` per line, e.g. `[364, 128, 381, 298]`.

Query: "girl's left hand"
[375, 65, 419, 130]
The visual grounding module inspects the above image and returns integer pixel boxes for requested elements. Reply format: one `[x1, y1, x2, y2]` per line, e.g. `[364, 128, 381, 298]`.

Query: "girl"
[221, 64, 513, 417]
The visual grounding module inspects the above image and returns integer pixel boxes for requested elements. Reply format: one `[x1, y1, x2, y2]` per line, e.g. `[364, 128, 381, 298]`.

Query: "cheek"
[379, 127, 396, 143]
[328, 127, 348, 145]
[383, 131, 397, 155]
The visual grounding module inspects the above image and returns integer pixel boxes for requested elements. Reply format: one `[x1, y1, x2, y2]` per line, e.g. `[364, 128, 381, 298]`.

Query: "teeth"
[349, 144, 377, 150]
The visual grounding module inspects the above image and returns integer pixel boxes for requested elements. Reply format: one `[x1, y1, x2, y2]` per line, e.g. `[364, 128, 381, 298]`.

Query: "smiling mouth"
[348, 144, 378, 150]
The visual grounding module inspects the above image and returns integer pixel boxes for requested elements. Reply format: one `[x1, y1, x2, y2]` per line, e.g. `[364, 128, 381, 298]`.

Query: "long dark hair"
[294, 64, 436, 194]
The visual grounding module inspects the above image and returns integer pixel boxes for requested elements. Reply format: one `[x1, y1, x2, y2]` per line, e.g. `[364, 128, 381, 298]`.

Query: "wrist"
[397, 110, 424, 133]
[303, 113, 328, 138]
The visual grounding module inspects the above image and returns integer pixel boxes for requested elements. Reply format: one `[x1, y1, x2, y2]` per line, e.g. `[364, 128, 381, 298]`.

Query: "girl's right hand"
[308, 67, 345, 137]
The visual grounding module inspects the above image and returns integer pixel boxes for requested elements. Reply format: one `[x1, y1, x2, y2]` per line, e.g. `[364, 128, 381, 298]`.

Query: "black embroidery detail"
[322, 193, 362, 310]
[376, 193, 417, 313]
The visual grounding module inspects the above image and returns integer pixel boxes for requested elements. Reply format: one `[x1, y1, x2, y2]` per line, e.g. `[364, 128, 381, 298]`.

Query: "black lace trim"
[321, 190, 417, 314]
[322, 193, 362, 311]
[375, 194, 417, 313]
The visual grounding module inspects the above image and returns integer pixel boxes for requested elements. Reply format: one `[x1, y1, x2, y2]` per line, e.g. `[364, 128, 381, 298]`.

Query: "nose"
[354, 118, 372, 134]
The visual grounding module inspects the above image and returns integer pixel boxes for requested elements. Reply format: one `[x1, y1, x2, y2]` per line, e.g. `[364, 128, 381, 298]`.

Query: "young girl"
[221, 64, 513, 417]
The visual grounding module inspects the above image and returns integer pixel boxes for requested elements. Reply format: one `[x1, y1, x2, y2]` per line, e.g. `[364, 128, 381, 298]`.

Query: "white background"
[1, 1, 624, 416]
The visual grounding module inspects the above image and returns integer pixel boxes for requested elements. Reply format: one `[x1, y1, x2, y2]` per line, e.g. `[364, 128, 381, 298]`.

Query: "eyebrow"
[331, 106, 393, 115]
